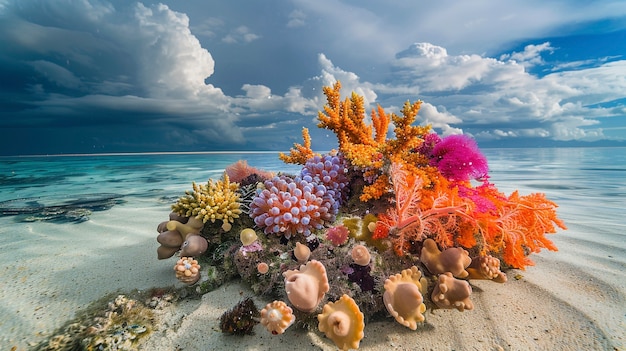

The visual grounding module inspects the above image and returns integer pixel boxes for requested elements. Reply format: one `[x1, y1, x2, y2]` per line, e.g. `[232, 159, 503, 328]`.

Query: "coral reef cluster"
[150, 81, 566, 350]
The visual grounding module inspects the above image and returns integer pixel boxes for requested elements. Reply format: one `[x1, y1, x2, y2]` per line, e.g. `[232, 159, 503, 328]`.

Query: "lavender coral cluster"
[250, 154, 348, 239]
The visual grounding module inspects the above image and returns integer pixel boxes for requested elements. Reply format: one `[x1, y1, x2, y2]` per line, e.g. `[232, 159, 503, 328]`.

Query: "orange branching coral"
[371, 104, 391, 144]
[374, 162, 472, 255]
[315, 81, 433, 201]
[382, 100, 430, 162]
[279, 127, 319, 165]
[317, 82, 376, 149]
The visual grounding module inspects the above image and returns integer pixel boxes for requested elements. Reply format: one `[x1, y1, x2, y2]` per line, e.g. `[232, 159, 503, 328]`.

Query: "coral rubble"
[149, 81, 567, 349]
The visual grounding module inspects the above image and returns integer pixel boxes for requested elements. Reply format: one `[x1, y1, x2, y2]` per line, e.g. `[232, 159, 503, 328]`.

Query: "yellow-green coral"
[172, 173, 242, 227]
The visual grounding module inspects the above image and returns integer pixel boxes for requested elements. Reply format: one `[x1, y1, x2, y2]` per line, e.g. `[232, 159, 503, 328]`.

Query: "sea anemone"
[301, 153, 349, 205]
[249, 175, 336, 239]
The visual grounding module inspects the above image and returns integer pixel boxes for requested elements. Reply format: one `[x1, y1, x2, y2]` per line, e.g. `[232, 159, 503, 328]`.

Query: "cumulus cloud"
[499, 42, 554, 68]
[0, 0, 246, 151]
[377, 42, 626, 143]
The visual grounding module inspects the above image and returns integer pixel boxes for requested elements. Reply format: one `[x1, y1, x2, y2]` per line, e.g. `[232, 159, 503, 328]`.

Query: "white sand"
[1, 202, 624, 351]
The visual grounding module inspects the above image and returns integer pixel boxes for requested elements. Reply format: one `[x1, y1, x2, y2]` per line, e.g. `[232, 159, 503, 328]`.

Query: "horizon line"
[6, 150, 294, 158]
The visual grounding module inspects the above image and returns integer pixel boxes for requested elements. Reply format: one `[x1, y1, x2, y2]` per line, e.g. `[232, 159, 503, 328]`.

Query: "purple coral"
[301, 154, 349, 205]
[430, 134, 488, 181]
[250, 175, 336, 238]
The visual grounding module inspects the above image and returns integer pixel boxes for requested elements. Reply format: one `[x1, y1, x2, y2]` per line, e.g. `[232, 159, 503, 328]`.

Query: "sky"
[1, 0, 626, 155]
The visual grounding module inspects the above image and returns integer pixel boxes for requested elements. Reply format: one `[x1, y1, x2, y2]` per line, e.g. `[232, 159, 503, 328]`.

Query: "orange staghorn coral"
[382, 100, 430, 162]
[279, 127, 319, 165]
[315, 81, 433, 201]
[317, 82, 377, 149]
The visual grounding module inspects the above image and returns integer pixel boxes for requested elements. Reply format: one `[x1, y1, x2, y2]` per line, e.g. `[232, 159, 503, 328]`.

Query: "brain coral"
[250, 175, 337, 238]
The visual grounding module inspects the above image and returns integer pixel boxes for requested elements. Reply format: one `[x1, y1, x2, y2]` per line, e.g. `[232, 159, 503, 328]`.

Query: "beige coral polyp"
[317, 294, 365, 351]
[260, 301, 295, 335]
[383, 266, 427, 330]
[283, 260, 329, 313]
[294, 242, 311, 263]
[432, 272, 474, 312]
[420, 238, 471, 278]
[351, 244, 371, 266]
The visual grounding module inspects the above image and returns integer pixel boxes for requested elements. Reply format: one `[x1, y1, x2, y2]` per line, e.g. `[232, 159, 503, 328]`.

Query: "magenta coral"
[430, 134, 488, 181]
[250, 175, 336, 238]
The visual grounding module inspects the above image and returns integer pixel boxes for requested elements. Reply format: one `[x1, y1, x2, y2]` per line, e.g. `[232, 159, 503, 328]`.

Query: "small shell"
[294, 242, 311, 263]
[351, 244, 370, 266]
[240, 228, 258, 246]
[257, 262, 269, 274]
[260, 301, 295, 335]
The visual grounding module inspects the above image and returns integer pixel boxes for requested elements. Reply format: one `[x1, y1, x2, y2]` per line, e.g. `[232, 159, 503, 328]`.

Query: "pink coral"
[225, 160, 274, 183]
[250, 175, 336, 238]
[325, 225, 350, 246]
[430, 134, 488, 181]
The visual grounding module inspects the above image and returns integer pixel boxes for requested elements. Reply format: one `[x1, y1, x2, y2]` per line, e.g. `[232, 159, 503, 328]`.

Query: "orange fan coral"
[494, 191, 566, 268]
[374, 162, 472, 256]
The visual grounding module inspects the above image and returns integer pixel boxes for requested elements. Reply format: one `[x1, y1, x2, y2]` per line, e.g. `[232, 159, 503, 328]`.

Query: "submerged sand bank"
[1, 204, 624, 351]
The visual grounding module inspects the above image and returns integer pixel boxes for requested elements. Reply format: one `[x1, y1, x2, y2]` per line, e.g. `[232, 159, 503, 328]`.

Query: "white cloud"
[377, 42, 626, 142]
[287, 9, 306, 28]
[418, 102, 463, 136]
[499, 42, 554, 67]
[222, 25, 260, 44]
[314, 53, 378, 108]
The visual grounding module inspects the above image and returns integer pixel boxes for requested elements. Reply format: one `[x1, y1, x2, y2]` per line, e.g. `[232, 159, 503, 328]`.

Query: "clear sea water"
[0, 148, 625, 348]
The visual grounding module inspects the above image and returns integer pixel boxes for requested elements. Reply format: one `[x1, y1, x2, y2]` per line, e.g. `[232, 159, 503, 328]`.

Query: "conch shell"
[383, 266, 428, 330]
[420, 238, 471, 278]
[283, 260, 329, 312]
[317, 294, 365, 351]
[260, 300, 295, 335]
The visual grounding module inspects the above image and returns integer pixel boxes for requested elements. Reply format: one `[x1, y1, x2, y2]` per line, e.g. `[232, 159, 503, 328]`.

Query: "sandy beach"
[1, 200, 624, 351]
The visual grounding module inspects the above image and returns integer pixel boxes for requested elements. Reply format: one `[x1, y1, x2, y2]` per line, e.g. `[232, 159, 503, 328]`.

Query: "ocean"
[0, 148, 625, 348]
